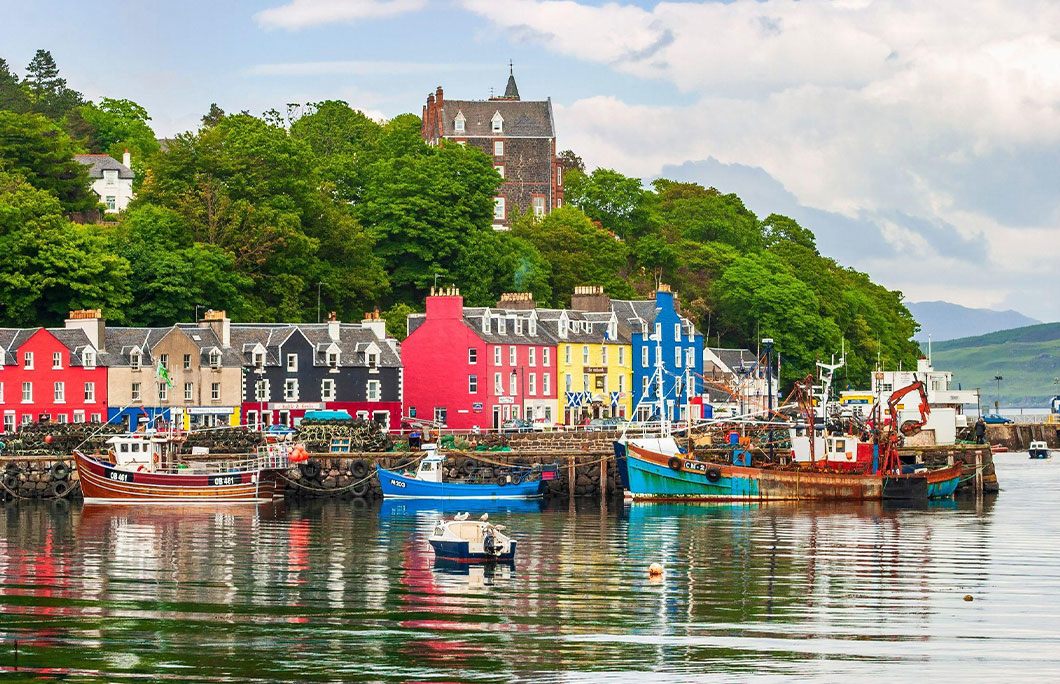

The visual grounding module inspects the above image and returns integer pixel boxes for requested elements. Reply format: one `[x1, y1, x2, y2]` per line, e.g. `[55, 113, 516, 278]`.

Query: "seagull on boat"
[479, 513, 489, 521]
[454, 512, 469, 521]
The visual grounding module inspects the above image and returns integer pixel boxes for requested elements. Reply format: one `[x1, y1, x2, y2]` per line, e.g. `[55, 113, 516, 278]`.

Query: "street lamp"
[194, 304, 205, 322]
[993, 374, 1003, 414]
[316, 282, 324, 324]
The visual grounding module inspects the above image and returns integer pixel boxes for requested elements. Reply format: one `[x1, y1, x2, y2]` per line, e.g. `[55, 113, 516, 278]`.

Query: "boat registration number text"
[681, 460, 707, 474]
[107, 470, 132, 482]
[389, 479, 406, 488]
[209, 475, 239, 486]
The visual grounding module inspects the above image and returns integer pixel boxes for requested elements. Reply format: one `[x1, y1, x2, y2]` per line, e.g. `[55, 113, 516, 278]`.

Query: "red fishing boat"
[74, 432, 291, 504]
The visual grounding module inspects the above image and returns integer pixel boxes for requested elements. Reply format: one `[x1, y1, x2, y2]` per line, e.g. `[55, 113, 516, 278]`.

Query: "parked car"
[981, 414, 1013, 424]
[500, 419, 534, 433]
[586, 417, 621, 432]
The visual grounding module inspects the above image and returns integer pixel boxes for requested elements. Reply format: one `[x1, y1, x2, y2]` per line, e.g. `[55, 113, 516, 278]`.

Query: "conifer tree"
[23, 49, 81, 119]
[0, 58, 29, 112]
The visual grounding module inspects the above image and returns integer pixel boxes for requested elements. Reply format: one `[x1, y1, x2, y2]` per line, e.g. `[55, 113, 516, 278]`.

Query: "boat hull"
[75, 451, 283, 504]
[626, 445, 962, 502]
[429, 539, 517, 563]
[377, 466, 545, 499]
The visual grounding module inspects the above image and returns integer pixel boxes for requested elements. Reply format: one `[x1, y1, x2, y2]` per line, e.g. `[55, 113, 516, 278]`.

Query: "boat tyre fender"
[459, 458, 476, 476]
[350, 480, 370, 498]
[300, 461, 321, 480]
[5, 461, 19, 475]
[49, 480, 72, 499]
[510, 472, 524, 485]
[668, 457, 682, 471]
[50, 461, 71, 481]
[351, 459, 370, 479]
[2, 473, 18, 491]
[705, 467, 722, 483]
[495, 475, 508, 486]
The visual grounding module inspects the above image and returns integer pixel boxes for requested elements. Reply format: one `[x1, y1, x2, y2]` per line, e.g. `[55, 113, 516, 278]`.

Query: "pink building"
[403, 288, 558, 431]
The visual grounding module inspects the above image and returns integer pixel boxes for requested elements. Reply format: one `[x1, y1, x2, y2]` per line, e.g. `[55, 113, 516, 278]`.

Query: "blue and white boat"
[377, 447, 557, 499]
[428, 513, 516, 563]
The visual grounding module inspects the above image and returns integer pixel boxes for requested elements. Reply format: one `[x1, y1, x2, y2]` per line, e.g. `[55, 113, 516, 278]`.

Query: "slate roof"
[74, 154, 133, 179]
[463, 308, 557, 346]
[706, 348, 759, 375]
[609, 299, 658, 334]
[0, 328, 33, 366]
[228, 323, 400, 368]
[442, 99, 554, 137]
[48, 329, 95, 367]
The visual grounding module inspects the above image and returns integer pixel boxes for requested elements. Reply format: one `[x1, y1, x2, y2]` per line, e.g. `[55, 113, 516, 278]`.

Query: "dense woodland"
[0, 50, 921, 386]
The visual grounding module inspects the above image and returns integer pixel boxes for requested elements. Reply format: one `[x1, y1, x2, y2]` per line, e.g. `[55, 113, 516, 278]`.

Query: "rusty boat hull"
[626, 443, 963, 502]
[74, 451, 284, 504]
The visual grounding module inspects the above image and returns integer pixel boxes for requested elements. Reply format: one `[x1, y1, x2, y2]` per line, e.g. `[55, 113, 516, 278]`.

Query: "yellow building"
[539, 308, 633, 424]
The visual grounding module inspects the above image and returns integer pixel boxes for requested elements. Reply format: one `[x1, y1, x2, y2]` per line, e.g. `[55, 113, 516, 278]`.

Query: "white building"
[75, 151, 134, 213]
[869, 357, 980, 444]
[703, 347, 780, 417]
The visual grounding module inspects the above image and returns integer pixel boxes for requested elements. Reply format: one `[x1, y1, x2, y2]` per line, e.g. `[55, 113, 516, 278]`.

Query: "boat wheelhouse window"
[120, 443, 129, 453]
[835, 439, 846, 451]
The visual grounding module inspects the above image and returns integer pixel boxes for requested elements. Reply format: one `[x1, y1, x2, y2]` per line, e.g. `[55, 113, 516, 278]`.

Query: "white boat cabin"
[413, 446, 445, 482]
[790, 428, 866, 466]
[106, 433, 169, 471]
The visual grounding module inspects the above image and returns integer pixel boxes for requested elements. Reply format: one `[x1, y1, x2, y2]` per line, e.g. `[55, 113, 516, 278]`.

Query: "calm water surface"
[2, 453, 1059, 681]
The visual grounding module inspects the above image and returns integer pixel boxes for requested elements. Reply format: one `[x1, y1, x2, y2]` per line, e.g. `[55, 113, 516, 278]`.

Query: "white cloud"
[256, 0, 426, 29]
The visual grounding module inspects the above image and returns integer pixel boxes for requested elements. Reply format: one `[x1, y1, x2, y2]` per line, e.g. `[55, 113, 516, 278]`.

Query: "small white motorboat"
[1029, 441, 1052, 459]
[428, 513, 516, 563]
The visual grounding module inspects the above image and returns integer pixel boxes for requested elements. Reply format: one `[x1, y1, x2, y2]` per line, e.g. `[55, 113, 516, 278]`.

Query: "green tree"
[201, 103, 225, 128]
[453, 227, 552, 306]
[652, 179, 764, 252]
[512, 206, 633, 306]
[0, 171, 130, 325]
[762, 213, 817, 252]
[76, 97, 160, 162]
[0, 111, 96, 213]
[565, 167, 655, 240]
[355, 140, 499, 303]
[290, 100, 383, 203]
[112, 205, 251, 326]
[23, 49, 82, 119]
[0, 58, 30, 113]
[382, 302, 418, 341]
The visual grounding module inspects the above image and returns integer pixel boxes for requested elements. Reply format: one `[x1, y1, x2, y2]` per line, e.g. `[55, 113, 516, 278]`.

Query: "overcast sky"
[3, 0, 1057, 321]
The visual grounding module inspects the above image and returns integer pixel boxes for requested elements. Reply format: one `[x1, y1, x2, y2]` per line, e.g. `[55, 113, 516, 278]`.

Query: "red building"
[403, 288, 558, 431]
[0, 327, 109, 433]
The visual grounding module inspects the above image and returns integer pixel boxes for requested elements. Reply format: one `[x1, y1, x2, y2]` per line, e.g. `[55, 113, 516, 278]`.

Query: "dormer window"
[514, 318, 522, 335]
[209, 349, 221, 369]
[454, 112, 465, 132]
[481, 316, 490, 334]
[528, 319, 536, 336]
[491, 111, 503, 133]
[82, 350, 96, 369]
[497, 317, 506, 335]
[253, 351, 265, 368]
[130, 350, 141, 370]
[366, 352, 378, 368]
[327, 350, 340, 368]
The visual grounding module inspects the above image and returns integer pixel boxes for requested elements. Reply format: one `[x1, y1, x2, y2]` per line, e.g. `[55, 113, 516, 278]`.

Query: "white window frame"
[565, 374, 572, 392]
[529, 373, 537, 396]
[675, 323, 682, 341]
[184, 382, 194, 402]
[73, 410, 85, 424]
[84, 382, 95, 403]
[675, 347, 683, 368]
[158, 382, 168, 402]
[286, 353, 298, 372]
[509, 373, 517, 396]
[321, 378, 336, 401]
[284, 379, 299, 401]
[532, 195, 545, 217]
[494, 372, 502, 395]
[543, 348, 550, 366]
[543, 373, 550, 395]
[159, 353, 169, 370]
[494, 197, 506, 221]
[601, 346, 608, 365]
[582, 346, 590, 364]
[509, 346, 517, 366]
[619, 347, 625, 365]
[255, 378, 270, 402]
[209, 350, 221, 369]
[183, 353, 192, 370]
[495, 165, 505, 178]
[641, 346, 648, 367]
[493, 140, 504, 156]
[491, 112, 504, 133]
[564, 346, 571, 364]
[528, 348, 536, 367]
[211, 382, 220, 401]
[54, 381, 65, 403]
[468, 348, 478, 364]
[23, 352, 33, 370]
[131, 382, 141, 402]
[468, 375, 478, 393]
[53, 351, 63, 369]
[454, 113, 465, 132]
[366, 380, 381, 402]
[494, 347, 502, 365]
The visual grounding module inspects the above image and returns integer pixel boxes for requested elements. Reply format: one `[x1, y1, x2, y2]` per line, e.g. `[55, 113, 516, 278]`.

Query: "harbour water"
[1, 453, 1058, 681]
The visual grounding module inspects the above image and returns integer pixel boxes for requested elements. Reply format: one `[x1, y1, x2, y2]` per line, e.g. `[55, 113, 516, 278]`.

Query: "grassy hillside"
[924, 323, 1060, 408]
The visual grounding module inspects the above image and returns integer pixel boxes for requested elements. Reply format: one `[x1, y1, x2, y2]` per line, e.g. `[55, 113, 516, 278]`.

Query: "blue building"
[610, 287, 704, 422]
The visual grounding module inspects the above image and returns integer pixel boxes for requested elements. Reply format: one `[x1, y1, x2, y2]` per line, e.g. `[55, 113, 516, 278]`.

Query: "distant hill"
[908, 301, 1040, 342]
[926, 323, 1060, 408]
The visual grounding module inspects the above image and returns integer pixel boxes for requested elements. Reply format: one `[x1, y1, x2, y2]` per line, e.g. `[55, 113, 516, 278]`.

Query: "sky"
[2, 0, 1058, 322]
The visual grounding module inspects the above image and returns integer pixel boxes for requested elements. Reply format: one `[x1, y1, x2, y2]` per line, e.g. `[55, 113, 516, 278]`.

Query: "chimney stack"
[65, 309, 106, 352]
[361, 308, 386, 340]
[122, 148, 131, 171]
[497, 292, 535, 311]
[571, 285, 610, 312]
[327, 311, 340, 342]
[201, 309, 230, 348]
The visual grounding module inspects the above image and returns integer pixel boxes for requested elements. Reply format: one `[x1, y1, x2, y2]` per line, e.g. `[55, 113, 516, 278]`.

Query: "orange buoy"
[648, 562, 664, 577]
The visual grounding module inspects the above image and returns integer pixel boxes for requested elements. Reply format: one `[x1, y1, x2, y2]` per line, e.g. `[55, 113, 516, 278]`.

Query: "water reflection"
[2, 455, 1060, 681]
